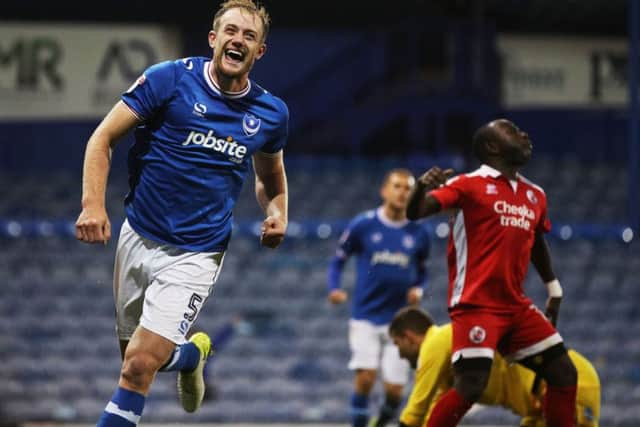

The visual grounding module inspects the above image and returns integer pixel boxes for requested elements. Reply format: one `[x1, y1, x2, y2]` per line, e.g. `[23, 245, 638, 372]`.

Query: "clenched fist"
[76, 205, 111, 244]
[417, 167, 455, 191]
[260, 216, 286, 248]
[328, 289, 348, 305]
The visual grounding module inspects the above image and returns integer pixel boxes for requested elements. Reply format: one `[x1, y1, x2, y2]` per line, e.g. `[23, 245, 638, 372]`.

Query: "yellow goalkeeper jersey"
[399, 324, 600, 427]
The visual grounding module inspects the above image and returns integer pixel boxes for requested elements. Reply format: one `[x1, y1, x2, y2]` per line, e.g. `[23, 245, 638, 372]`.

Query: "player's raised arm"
[530, 230, 562, 326]
[406, 167, 454, 220]
[76, 101, 141, 244]
[253, 150, 288, 248]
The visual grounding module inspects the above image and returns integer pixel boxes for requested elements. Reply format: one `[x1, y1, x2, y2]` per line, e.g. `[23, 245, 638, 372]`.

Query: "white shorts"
[348, 319, 410, 385]
[113, 220, 225, 344]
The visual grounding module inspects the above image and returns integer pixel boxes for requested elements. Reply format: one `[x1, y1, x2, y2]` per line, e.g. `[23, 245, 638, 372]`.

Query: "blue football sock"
[97, 387, 145, 427]
[350, 393, 370, 427]
[159, 342, 200, 372]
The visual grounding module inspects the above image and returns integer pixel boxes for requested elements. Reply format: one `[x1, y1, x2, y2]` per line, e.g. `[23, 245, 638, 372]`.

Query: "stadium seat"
[0, 158, 635, 425]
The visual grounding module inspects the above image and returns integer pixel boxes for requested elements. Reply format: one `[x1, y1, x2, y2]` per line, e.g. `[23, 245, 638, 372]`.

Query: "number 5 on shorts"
[184, 293, 204, 322]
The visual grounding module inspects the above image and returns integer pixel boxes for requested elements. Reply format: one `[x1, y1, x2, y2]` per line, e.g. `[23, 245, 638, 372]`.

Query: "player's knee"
[543, 353, 577, 387]
[120, 351, 162, 389]
[384, 384, 404, 403]
[386, 390, 403, 403]
[454, 370, 490, 403]
[453, 358, 492, 403]
[355, 370, 377, 393]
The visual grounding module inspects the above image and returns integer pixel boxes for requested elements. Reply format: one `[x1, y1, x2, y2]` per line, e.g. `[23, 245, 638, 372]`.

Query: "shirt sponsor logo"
[493, 200, 535, 230]
[371, 250, 409, 268]
[182, 130, 247, 163]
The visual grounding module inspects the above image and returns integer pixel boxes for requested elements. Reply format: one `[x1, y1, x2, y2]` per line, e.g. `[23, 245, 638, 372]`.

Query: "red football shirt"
[429, 165, 551, 310]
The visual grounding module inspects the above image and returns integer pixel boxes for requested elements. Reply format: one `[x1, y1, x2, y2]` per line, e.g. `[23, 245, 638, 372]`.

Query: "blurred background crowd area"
[1, 1, 638, 426]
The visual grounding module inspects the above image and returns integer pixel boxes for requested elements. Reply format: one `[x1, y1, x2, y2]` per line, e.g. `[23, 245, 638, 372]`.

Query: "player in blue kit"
[75, 1, 288, 425]
[327, 169, 430, 427]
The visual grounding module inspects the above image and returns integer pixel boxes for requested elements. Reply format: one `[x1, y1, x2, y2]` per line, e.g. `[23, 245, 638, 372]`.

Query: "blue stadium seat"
[0, 159, 635, 425]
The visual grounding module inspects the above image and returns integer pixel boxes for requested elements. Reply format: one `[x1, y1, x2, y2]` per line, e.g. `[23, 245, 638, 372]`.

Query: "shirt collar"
[376, 207, 409, 228]
[203, 61, 251, 99]
[478, 164, 502, 177]
[478, 164, 522, 181]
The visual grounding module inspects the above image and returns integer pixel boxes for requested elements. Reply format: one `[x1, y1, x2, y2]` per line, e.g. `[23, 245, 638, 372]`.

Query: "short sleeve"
[260, 98, 289, 154]
[335, 215, 366, 258]
[537, 192, 552, 233]
[428, 175, 466, 210]
[121, 60, 177, 121]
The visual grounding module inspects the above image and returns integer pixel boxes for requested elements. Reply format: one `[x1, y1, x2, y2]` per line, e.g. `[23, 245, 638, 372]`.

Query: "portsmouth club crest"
[371, 232, 383, 243]
[243, 113, 261, 137]
[402, 235, 415, 249]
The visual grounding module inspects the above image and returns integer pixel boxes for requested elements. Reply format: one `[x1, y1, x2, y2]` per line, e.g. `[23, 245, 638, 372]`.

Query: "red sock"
[544, 384, 577, 427]
[426, 388, 472, 427]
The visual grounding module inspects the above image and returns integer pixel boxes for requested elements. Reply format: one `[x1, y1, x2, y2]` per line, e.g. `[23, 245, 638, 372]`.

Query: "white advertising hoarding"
[498, 35, 627, 107]
[0, 22, 181, 120]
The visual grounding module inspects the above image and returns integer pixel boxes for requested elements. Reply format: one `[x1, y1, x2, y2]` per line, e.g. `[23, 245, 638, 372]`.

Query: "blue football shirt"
[328, 208, 431, 325]
[120, 56, 289, 252]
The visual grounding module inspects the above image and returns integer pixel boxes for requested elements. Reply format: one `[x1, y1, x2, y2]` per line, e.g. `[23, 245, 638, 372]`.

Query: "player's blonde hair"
[212, 0, 271, 42]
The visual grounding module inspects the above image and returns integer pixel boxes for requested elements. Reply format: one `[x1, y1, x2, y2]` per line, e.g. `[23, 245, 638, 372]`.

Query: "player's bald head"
[472, 119, 515, 163]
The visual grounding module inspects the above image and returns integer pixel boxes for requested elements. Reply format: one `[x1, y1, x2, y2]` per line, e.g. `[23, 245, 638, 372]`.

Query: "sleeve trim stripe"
[255, 149, 283, 158]
[121, 100, 145, 122]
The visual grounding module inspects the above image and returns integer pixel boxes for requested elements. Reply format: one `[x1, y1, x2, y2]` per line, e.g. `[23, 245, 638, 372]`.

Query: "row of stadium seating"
[1, 235, 638, 425]
[0, 156, 638, 426]
[0, 155, 631, 223]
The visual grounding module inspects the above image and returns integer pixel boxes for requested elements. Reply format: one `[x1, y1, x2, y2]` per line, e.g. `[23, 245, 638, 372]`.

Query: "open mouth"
[224, 48, 245, 63]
